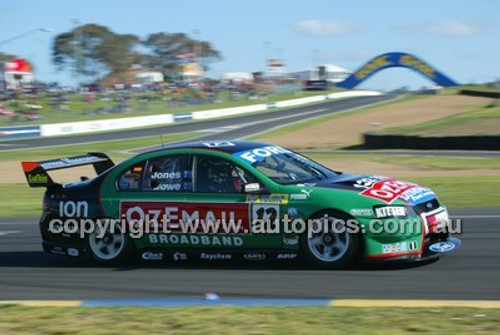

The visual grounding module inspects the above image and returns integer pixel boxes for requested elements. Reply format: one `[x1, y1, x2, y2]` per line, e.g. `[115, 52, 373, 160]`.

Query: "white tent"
[221, 72, 254, 82]
[288, 64, 352, 83]
[136, 72, 164, 84]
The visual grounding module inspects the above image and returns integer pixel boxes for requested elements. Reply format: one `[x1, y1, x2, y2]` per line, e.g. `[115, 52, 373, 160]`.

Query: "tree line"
[52, 23, 221, 81]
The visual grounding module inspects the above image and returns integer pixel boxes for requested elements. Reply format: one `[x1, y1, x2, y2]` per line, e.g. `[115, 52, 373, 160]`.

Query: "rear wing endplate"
[21, 152, 114, 187]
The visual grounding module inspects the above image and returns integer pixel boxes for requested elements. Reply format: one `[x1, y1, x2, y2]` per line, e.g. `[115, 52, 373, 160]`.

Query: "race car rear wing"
[21, 152, 115, 187]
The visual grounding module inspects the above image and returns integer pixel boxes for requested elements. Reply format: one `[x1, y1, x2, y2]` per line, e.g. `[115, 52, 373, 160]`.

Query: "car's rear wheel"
[87, 220, 134, 265]
[301, 211, 361, 269]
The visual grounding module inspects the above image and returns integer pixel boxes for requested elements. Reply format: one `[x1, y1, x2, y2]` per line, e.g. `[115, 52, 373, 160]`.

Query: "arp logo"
[244, 253, 266, 261]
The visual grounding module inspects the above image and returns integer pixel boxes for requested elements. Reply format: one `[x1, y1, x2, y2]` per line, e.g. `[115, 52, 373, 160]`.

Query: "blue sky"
[1, 0, 498, 90]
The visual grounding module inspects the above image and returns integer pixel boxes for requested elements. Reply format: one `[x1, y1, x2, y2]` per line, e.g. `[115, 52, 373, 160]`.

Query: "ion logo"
[59, 201, 88, 218]
[429, 242, 455, 253]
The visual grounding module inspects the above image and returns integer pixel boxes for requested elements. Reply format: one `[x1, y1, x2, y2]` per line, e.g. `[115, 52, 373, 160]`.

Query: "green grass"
[305, 153, 500, 171]
[0, 89, 344, 126]
[0, 132, 199, 162]
[3, 175, 498, 218]
[0, 306, 498, 334]
[0, 183, 44, 217]
[407, 176, 500, 208]
[250, 94, 426, 139]
[305, 153, 500, 208]
[374, 100, 500, 136]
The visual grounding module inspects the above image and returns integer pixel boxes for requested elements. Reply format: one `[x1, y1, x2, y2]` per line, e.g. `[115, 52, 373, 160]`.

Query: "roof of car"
[146, 140, 272, 155]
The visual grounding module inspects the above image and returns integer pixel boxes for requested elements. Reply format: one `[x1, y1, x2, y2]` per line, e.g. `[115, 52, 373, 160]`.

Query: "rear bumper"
[42, 241, 83, 258]
[40, 213, 84, 258]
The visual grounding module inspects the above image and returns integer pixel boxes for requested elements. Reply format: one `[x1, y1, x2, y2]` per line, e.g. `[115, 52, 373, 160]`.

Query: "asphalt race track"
[0, 208, 499, 300]
[0, 94, 395, 150]
[1, 94, 499, 301]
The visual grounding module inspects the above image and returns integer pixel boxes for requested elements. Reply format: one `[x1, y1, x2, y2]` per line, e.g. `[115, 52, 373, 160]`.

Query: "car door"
[186, 151, 284, 250]
[104, 152, 194, 250]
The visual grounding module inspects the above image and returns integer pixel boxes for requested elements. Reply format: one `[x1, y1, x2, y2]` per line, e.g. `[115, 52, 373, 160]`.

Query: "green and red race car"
[22, 140, 460, 269]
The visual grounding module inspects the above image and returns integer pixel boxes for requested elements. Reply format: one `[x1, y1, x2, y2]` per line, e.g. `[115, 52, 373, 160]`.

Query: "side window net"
[142, 155, 192, 192]
[196, 155, 257, 193]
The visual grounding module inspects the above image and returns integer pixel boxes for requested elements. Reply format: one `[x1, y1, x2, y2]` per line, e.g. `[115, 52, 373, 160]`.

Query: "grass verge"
[405, 176, 500, 208]
[305, 153, 500, 171]
[249, 94, 424, 140]
[0, 132, 199, 162]
[373, 101, 500, 136]
[0, 306, 498, 334]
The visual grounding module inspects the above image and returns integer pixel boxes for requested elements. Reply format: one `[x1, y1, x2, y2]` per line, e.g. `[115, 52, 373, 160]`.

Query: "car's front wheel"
[86, 220, 134, 265]
[301, 211, 361, 269]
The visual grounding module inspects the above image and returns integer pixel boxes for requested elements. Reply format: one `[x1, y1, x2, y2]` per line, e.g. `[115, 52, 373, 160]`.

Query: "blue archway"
[336, 52, 459, 89]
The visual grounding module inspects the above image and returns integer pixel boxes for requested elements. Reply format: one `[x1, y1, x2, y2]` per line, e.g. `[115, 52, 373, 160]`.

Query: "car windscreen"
[234, 146, 338, 185]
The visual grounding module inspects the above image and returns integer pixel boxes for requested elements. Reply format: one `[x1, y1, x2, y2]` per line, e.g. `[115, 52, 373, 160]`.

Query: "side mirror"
[244, 183, 261, 193]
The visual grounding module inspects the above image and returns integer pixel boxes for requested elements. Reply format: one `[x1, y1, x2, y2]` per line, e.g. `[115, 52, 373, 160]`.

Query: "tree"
[52, 24, 222, 82]
[52, 24, 139, 81]
[95, 33, 139, 74]
[142, 32, 221, 75]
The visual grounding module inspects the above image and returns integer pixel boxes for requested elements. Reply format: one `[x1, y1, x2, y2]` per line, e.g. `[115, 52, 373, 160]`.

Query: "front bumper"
[365, 236, 461, 262]
[363, 203, 461, 261]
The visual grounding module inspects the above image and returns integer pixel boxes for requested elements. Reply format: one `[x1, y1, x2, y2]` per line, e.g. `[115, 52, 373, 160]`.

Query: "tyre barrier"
[460, 90, 500, 99]
[363, 133, 500, 150]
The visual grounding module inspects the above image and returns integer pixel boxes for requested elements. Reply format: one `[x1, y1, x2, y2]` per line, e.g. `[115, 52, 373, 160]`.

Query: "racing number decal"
[360, 179, 416, 203]
[252, 204, 279, 230]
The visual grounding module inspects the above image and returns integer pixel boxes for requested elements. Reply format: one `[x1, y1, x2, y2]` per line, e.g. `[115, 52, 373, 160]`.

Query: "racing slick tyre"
[86, 219, 134, 265]
[300, 211, 362, 269]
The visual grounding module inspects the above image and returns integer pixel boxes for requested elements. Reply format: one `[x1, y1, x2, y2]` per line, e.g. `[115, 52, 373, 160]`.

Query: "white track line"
[450, 215, 500, 218]
[0, 222, 36, 225]
[0, 230, 21, 236]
